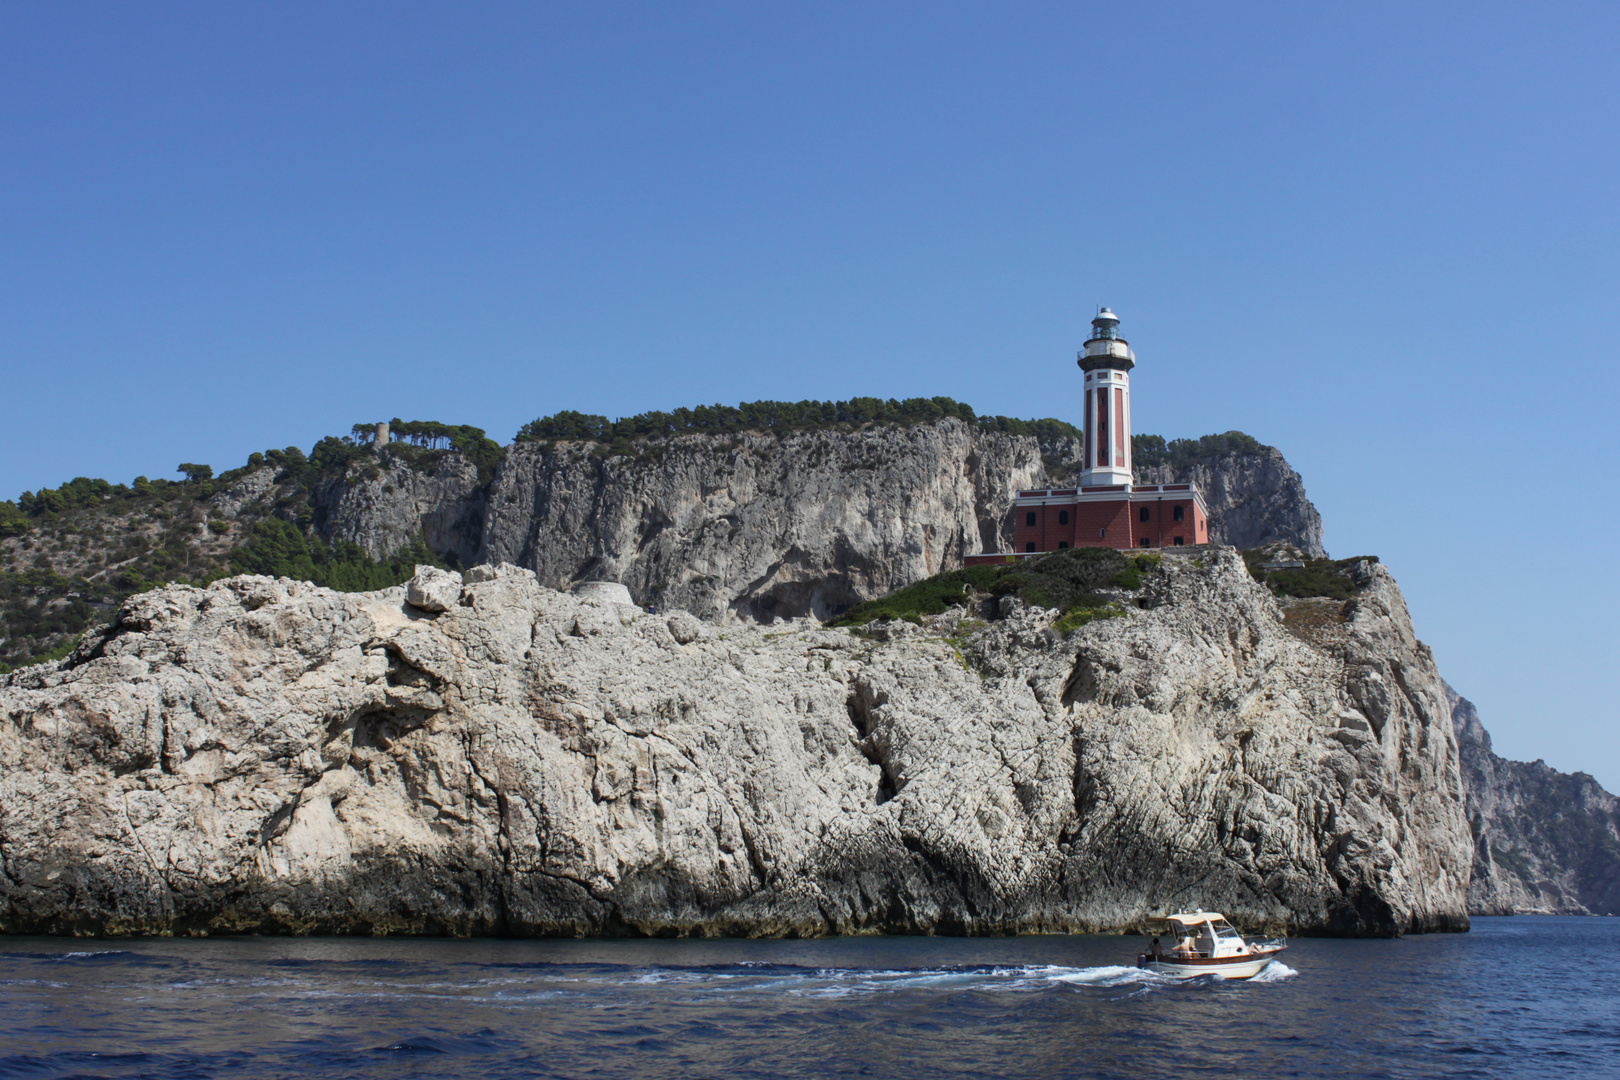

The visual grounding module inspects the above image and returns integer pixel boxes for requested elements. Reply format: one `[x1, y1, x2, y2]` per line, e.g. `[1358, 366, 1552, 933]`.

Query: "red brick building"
[965, 309, 1210, 566]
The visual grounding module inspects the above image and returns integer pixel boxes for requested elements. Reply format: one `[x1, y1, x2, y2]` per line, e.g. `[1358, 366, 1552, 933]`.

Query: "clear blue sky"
[3, 3, 1617, 786]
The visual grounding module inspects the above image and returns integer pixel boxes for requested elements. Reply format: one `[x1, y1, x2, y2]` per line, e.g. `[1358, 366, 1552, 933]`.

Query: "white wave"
[1247, 960, 1298, 982]
[1045, 964, 1170, 987]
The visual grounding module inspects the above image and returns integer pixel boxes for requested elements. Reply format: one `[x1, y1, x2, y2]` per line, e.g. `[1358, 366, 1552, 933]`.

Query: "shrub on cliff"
[1133, 431, 1267, 469]
[515, 397, 1081, 446]
[229, 519, 447, 592]
[1241, 549, 1379, 600]
[829, 547, 1140, 629]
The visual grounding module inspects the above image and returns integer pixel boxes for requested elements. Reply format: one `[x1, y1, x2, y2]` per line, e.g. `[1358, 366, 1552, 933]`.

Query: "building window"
[1058, 541, 1069, 549]
[1139, 537, 1153, 548]
[1026, 511, 1036, 527]
[1173, 505, 1184, 522]
[1139, 506, 1150, 523]
[1173, 536, 1184, 546]
[1099, 528, 1106, 538]
[1025, 541, 1037, 553]
[1058, 510, 1069, 525]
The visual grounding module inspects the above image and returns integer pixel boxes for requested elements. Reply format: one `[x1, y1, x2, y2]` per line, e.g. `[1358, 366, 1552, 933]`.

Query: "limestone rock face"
[571, 582, 635, 606]
[0, 551, 1469, 937]
[1136, 445, 1326, 556]
[312, 451, 486, 568]
[478, 420, 1044, 622]
[288, 423, 1325, 622]
[1448, 685, 1620, 915]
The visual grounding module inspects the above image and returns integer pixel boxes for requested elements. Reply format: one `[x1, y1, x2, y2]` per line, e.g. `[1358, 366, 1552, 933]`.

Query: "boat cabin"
[1145, 912, 1250, 959]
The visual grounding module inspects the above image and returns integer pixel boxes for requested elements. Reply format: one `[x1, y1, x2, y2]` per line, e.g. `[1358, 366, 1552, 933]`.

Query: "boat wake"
[541, 961, 1297, 998]
[1246, 960, 1298, 982]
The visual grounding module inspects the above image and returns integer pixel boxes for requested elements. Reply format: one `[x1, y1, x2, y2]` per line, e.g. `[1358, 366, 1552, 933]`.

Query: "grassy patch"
[1052, 605, 1123, 635]
[829, 547, 1143, 630]
[1241, 550, 1379, 600]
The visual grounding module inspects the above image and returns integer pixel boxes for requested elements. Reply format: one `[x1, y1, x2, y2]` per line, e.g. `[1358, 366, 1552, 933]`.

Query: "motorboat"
[1134, 911, 1286, 979]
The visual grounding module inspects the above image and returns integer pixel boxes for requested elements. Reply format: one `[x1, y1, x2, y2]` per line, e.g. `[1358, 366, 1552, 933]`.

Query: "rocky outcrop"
[1136, 446, 1326, 556]
[478, 422, 1043, 622]
[292, 421, 1325, 621]
[0, 550, 1469, 937]
[310, 454, 486, 569]
[1448, 685, 1620, 915]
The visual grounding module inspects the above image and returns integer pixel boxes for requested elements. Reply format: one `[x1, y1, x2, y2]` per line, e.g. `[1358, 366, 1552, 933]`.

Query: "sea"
[0, 916, 1613, 1080]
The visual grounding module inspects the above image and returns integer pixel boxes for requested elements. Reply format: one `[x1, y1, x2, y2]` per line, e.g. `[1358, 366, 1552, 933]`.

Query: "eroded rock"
[0, 549, 1470, 937]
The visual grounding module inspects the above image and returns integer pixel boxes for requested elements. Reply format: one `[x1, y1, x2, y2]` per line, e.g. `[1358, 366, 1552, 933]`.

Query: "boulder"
[405, 565, 462, 613]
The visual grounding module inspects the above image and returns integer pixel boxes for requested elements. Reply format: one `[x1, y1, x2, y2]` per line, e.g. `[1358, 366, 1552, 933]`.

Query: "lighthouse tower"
[961, 306, 1210, 563]
[1077, 307, 1134, 487]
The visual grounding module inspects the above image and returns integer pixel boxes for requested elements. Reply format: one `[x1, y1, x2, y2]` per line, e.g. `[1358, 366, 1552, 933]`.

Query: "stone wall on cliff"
[1447, 685, 1620, 916]
[290, 421, 1325, 621]
[0, 550, 1470, 938]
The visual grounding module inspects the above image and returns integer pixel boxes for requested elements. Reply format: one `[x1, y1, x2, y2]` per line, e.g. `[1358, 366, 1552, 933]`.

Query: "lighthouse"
[961, 307, 1213, 561]
[1077, 307, 1134, 487]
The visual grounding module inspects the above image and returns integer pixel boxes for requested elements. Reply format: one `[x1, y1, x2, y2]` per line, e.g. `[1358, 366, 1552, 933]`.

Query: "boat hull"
[1143, 948, 1284, 980]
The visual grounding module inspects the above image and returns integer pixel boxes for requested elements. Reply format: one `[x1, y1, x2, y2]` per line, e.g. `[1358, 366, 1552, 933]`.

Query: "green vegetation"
[1052, 604, 1122, 635]
[1241, 550, 1379, 600]
[516, 398, 1083, 461]
[829, 564, 1008, 626]
[0, 500, 27, 538]
[0, 421, 490, 668]
[0, 568, 118, 672]
[1133, 431, 1267, 469]
[229, 519, 448, 592]
[830, 547, 1158, 634]
[353, 419, 503, 485]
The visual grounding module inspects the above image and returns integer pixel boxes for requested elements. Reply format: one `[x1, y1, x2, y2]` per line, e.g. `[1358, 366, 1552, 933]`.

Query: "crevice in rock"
[1061, 650, 1108, 707]
[846, 686, 899, 804]
[256, 794, 301, 845]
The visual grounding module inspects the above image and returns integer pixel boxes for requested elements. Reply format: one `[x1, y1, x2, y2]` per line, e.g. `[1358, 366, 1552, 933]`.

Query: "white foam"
[1247, 960, 1298, 982]
[1046, 964, 1172, 987]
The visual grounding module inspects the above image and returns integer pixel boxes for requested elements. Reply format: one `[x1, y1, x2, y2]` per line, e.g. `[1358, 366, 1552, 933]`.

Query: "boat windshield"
[1209, 919, 1243, 940]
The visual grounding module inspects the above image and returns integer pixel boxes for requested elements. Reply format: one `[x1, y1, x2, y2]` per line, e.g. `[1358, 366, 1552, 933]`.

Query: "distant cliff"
[1136, 445, 1326, 557]
[1447, 685, 1620, 915]
[310, 420, 1325, 620]
[0, 413, 1327, 664]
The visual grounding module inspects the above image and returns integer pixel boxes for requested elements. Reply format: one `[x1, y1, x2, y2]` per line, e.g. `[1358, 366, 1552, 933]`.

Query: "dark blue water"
[0, 917, 1614, 1079]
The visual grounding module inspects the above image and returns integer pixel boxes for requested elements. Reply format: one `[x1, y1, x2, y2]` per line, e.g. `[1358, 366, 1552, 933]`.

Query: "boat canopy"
[1146, 912, 1243, 938]
[1158, 912, 1229, 927]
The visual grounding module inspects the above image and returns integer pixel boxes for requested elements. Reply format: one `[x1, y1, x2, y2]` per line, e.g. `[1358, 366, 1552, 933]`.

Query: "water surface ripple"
[0, 916, 1612, 1078]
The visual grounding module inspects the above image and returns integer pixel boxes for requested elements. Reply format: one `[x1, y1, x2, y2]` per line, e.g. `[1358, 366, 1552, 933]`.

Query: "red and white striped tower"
[1077, 307, 1135, 486]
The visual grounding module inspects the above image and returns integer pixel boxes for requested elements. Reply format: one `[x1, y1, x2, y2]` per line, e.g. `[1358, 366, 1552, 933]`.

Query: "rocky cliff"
[307, 421, 1325, 621]
[1137, 445, 1326, 557]
[1447, 685, 1620, 916]
[0, 548, 1470, 937]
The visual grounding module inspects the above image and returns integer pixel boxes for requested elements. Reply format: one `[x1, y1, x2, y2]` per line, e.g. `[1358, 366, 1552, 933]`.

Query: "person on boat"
[1149, 937, 1164, 961]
